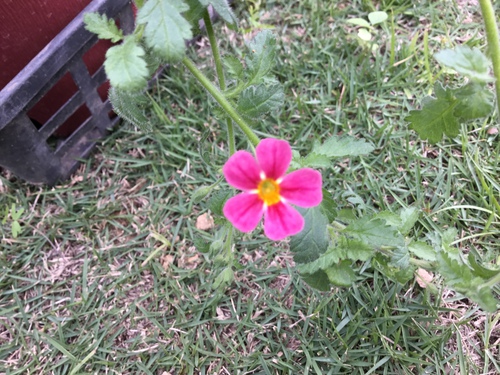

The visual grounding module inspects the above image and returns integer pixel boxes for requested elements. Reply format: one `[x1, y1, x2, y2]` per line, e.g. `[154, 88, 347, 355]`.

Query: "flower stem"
[479, 0, 500, 118]
[203, 11, 235, 155]
[182, 57, 260, 147]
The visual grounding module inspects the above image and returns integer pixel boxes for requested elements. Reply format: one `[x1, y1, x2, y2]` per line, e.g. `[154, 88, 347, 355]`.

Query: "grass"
[1, 0, 500, 374]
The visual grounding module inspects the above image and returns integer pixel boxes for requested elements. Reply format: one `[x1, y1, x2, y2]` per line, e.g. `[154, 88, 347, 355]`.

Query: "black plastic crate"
[0, 0, 134, 185]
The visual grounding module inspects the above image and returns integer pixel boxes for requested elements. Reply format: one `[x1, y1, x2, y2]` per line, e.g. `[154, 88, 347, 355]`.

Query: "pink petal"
[280, 168, 323, 207]
[223, 193, 264, 232]
[263, 202, 304, 240]
[223, 151, 261, 191]
[256, 138, 292, 180]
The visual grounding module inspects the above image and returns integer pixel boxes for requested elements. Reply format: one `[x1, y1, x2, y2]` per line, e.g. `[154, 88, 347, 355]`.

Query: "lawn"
[1, 0, 499, 374]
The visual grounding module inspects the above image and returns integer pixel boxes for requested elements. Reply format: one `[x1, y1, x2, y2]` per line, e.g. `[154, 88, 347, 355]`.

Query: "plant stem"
[203, 10, 235, 155]
[182, 57, 260, 147]
[479, 0, 500, 117]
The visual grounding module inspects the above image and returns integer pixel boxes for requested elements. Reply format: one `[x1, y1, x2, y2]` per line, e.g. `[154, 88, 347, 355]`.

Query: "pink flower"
[222, 138, 323, 240]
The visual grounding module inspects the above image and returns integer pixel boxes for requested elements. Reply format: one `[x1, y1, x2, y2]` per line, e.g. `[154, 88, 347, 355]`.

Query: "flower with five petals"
[222, 138, 323, 240]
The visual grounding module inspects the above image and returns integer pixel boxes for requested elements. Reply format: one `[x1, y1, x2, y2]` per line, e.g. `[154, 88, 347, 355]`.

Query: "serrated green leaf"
[237, 83, 284, 119]
[346, 18, 371, 28]
[325, 260, 356, 287]
[390, 246, 410, 268]
[453, 82, 494, 119]
[437, 252, 498, 312]
[290, 206, 329, 264]
[246, 30, 277, 84]
[434, 46, 493, 82]
[109, 87, 151, 130]
[207, 190, 232, 216]
[192, 186, 212, 203]
[368, 11, 388, 25]
[212, 267, 234, 289]
[299, 153, 332, 168]
[344, 216, 404, 248]
[224, 56, 244, 80]
[408, 241, 437, 261]
[399, 206, 419, 235]
[137, 0, 193, 61]
[376, 211, 402, 229]
[341, 237, 373, 261]
[296, 248, 341, 275]
[406, 82, 459, 143]
[312, 135, 375, 158]
[373, 253, 415, 284]
[183, 0, 206, 32]
[84, 13, 124, 43]
[200, 0, 238, 25]
[104, 37, 149, 90]
[468, 254, 500, 279]
[300, 269, 331, 291]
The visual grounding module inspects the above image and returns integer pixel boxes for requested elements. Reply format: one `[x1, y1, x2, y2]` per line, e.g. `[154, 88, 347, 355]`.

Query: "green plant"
[1, 203, 24, 239]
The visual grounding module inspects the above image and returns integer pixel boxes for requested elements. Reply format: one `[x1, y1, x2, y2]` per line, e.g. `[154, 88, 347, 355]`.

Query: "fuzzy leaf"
[344, 216, 404, 248]
[341, 237, 373, 261]
[200, 0, 237, 25]
[224, 56, 244, 80]
[246, 31, 277, 84]
[296, 248, 341, 275]
[105, 37, 148, 90]
[290, 206, 329, 264]
[237, 83, 284, 119]
[399, 206, 419, 235]
[390, 246, 410, 269]
[406, 82, 459, 143]
[84, 13, 123, 43]
[319, 189, 337, 223]
[137, 0, 193, 61]
[454, 82, 494, 120]
[109, 87, 151, 130]
[434, 46, 493, 82]
[207, 190, 232, 216]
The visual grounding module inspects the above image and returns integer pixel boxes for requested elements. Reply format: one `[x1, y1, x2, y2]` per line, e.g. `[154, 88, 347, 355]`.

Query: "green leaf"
[341, 237, 373, 261]
[399, 206, 419, 235]
[453, 82, 494, 120]
[468, 254, 500, 279]
[137, 0, 193, 61]
[344, 216, 404, 248]
[224, 56, 244, 80]
[11, 221, 21, 238]
[405, 82, 459, 143]
[194, 235, 211, 253]
[346, 18, 371, 28]
[325, 260, 357, 287]
[437, 252, 498, 312]
[207, 190, 232, 216]
[109, 87, 151, 130]
[408, 241, 437, 262]
[84, 13, 124, 43]
[368, 11, 388, 25]
[237, 83, 284, 119]
[212, 267, 234, 289]
[311, 135, 375, 158]
[246, 30, 277, 84]
[357, 28, 372, 41]
[390, 246, 410, 269]
[104, 37, 149, 90]
[296, 248, 342, 275]
[192, 186, 212, 204]
[373, 254, 415, 284]
[375, 211, 402, 229]
[290, 206, 329, 264]
[200, 0, 238, 26]
[434, 46, 493, 82]
[300, 270, 331, 291]
[319, 189, 337, 223]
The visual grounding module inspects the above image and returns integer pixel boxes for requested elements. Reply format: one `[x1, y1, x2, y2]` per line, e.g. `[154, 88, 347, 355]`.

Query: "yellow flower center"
[257, 178, 281, 206]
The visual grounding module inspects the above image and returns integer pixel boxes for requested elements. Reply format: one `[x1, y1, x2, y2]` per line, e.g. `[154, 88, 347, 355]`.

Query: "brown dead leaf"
[196, 213, 214, 230]
[415, 268, 434, 288]
[160, 254, 175, 271]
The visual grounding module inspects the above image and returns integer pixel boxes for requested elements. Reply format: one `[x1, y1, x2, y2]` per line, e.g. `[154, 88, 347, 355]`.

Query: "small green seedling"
[346, 11, 388, 42]
[2, 204, 25, 239]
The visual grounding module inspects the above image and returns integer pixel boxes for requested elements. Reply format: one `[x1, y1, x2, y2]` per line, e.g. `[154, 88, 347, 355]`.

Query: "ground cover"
[1, 0, 499, 374]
